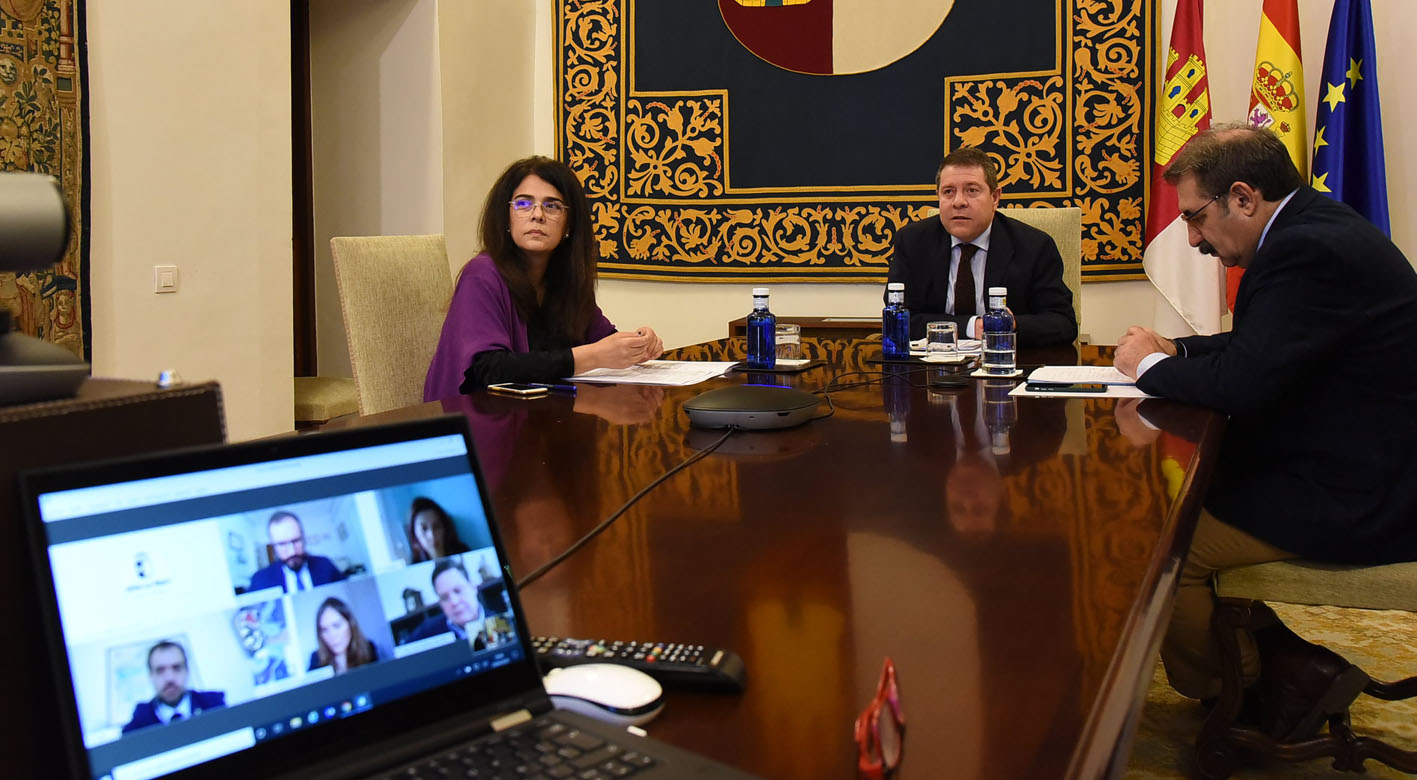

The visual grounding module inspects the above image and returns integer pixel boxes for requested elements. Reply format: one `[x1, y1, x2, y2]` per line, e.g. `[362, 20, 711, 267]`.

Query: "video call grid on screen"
[30, 434, 525, 778]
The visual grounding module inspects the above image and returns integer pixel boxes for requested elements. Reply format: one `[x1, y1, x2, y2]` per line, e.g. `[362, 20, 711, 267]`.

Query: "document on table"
[569, 360, 739, 386]
[1026, 365, 1136, 385]
[1011, 365, 1156, 398]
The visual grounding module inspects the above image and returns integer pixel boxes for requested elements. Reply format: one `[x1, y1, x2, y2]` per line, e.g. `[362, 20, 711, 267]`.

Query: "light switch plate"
[153, 265, 178, 293]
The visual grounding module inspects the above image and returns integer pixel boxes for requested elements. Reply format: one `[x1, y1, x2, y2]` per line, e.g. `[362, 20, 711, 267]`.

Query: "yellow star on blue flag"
[1322, 82, 1346, 112]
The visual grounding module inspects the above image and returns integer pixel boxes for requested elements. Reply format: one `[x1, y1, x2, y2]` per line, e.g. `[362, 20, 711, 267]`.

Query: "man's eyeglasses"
[509, 198, 567, 219]
[854, 657, 905, 779]
[1179, 192, 1224, 225]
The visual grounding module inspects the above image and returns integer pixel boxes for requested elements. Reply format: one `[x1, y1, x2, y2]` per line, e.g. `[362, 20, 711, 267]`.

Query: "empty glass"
[926, 321, 958, 354]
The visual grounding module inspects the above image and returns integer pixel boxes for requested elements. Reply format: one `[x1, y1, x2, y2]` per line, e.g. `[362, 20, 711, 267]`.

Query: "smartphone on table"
[1023, 382, 1108, 393]
[487, 382, 549, 398]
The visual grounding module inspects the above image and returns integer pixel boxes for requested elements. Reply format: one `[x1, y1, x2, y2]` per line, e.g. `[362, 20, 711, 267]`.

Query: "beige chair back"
[330, 234, 452, 416]
[998, 207, 1085, 454]
[1004, 206, 1082, 324]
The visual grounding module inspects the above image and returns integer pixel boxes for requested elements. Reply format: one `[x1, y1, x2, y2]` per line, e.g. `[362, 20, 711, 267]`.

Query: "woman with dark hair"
[308, 597, 379, 674]
[423, 156, 663, 399]
[406, 496, 470, 563]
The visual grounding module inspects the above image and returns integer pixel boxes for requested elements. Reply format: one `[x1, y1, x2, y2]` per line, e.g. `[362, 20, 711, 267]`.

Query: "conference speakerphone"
[682, 385, 822, 430]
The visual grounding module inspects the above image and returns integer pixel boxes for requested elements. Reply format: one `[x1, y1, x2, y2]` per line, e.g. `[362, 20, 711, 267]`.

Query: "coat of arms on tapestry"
[1, 0, 88, 358]
[557, 0, 1153, 282]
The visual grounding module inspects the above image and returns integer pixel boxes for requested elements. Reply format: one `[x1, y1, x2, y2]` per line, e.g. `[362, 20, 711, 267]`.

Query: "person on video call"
[887, 147, 1077, 345]
[248, 510, 345, 593]
[408, 557, 490, 649]
[121, 641, 225, 733]
[1113, 125, 1417, 743]
[407, 497, 471, 563]
[308, 597, 380, 675]
[423, 155, 664, 399]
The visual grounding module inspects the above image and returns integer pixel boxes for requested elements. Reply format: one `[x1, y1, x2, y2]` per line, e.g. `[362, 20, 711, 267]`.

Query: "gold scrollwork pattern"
[950, 76, 1067, 192]
[561, 0, 621, 199]
[1071, 0, 1146, 269]
[601, 204, 928, 271]
[1073, 0, 1144, 196]
[625, 97, 724, 198]
[558, 0, 1150, 280]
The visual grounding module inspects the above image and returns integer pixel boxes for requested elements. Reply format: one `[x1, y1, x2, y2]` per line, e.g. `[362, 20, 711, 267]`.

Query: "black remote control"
[531, 636, 747, 693]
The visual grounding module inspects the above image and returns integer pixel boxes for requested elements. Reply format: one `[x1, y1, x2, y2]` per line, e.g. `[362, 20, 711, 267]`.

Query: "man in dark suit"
[121, 641, 225, 733]
[407, 557, 488, 650]
[248, 510, 345, 593]
[887, 147, 1077, 346]
[1114, 125, 1417, 742]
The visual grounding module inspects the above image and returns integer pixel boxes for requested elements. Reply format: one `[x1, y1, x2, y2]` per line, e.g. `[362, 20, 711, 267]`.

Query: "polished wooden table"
[330, 337, 1223, 779]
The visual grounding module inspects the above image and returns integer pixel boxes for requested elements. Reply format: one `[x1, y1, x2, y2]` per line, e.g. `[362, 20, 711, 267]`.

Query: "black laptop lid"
[19, 416, 550, 780]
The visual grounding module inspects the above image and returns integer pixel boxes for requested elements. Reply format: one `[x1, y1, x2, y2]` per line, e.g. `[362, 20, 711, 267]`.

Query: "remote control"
[531, 636, 747, 693]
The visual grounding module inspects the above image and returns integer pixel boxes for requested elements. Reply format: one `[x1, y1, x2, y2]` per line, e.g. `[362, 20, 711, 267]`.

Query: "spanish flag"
[1235, 0, 1306, 309]
[1145, 0, 1222, 336]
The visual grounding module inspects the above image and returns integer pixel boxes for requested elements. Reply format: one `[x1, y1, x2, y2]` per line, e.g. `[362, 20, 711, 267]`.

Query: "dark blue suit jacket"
[407, 614, 485, 649]
[1138, 187, 1417, 563]
[121, 690, 225, 733]
[248, 555, 343, 593]
[887, 211, 1078, 346]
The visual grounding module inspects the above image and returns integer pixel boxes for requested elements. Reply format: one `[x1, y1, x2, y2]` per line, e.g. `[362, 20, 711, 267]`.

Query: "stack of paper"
[1009, 365, 1157, 398]
[568, 360, 739, 387]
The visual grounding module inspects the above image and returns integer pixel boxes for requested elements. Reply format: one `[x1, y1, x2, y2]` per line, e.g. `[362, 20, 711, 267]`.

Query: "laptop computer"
[18, 415, 757, 780]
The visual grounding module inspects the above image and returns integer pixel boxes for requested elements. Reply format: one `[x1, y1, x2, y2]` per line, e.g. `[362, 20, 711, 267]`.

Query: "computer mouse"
[542, 663, 665, 727]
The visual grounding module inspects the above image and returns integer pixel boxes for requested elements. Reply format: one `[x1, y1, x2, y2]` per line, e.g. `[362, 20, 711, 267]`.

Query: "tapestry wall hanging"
[1, 0, 88, 357]
[556, 0, 1153, 282]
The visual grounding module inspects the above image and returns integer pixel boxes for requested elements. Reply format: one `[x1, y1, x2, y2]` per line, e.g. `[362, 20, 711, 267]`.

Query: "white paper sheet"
[1026, 365, 1136, 385]
[568, 360, 739, 386]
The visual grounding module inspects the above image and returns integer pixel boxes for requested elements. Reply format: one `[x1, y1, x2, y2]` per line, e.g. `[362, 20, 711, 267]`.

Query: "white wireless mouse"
[542, 663, 665, 727]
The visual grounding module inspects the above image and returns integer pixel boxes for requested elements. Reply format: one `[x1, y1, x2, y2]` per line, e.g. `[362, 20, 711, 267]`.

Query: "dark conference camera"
[1, 172, 89, 405]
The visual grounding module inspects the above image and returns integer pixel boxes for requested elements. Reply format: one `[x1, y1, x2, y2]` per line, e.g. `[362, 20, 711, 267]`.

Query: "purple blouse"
[423, 254, 616, 402]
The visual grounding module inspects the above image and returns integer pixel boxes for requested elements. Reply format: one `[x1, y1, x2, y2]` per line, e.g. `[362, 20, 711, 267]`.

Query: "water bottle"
[982, 286, 1016, 376]
[746, 287, 776, 369]
[882, 282, 910, 360]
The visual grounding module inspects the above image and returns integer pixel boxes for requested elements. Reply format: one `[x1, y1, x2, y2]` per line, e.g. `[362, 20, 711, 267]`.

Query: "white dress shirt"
[281, 563, 315, 592]
[947, 223, 994, 336]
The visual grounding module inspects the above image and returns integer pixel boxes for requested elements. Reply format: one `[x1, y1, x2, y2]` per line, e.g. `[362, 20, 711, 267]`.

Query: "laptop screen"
[21, 418, 545, 780]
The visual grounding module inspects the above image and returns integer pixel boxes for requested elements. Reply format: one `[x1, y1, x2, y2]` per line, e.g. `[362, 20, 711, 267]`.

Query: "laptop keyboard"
[384, 717, 657, 780]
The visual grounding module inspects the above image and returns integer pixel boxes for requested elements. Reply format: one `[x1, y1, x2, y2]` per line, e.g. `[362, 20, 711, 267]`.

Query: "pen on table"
[528, 382, 578, 395]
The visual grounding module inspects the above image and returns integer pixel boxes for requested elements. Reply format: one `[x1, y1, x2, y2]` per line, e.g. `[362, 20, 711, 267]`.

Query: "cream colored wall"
[440, 1, 538, 276]
[531, 1, 1416, 348]
[309, 0, 444, 377]
[87, 0, 293, 440]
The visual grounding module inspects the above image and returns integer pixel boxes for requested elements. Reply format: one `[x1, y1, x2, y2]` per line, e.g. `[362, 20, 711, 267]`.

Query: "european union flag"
[1310, 0, 1388, 234]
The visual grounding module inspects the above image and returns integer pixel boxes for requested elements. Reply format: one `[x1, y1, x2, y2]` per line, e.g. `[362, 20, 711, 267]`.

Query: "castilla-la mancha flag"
[1145, 0, 1223, 336]
[1235, 0, 1306, 309]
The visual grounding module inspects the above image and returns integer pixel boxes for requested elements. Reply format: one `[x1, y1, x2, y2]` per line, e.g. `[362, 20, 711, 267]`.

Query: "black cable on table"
[515, 426, 737, 589]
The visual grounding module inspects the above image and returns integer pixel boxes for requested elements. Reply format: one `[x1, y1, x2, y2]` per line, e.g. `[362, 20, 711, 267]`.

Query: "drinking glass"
[926, 321, 957, 354]
[775, 323, 802, 360]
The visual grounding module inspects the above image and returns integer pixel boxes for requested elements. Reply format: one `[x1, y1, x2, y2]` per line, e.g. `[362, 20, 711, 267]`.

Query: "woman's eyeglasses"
[509, 198, 567, 219]
[855, 657, 905, 779]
